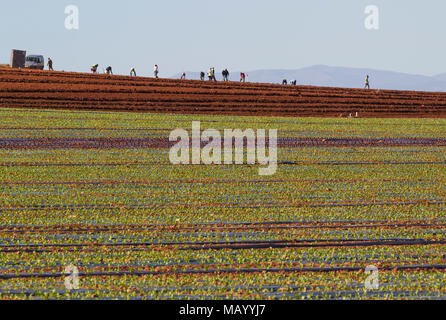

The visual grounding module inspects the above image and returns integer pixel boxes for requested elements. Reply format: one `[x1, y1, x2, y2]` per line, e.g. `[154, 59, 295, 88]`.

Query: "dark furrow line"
[1, 222, 445, 234]
[0, 160, 445, 167]
[0, 200, 444, 211]
[0, 238, 444, 251]
[0, 264, 445, 280]
[0, 177, 438, 186]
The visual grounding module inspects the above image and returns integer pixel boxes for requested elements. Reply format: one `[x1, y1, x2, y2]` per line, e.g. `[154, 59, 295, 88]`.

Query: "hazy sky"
[0, 0, 444, 77]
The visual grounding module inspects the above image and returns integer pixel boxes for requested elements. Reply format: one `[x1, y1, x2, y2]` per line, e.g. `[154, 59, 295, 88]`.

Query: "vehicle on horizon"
[24, 55, 44, 70]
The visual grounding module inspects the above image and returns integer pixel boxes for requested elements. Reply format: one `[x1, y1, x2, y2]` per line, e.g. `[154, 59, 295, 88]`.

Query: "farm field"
[1, 68, 446, 117]
[0, 108, 445, 299]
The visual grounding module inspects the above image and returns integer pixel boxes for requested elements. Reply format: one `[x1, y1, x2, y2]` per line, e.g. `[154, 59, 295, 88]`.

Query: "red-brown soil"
[1, 137, 445, 149]
[1, 68, 446, 117]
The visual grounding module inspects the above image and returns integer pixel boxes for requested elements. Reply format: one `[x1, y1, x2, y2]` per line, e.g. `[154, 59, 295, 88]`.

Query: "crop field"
[0, 107, 445, 299]
[1, 68, 446, 117]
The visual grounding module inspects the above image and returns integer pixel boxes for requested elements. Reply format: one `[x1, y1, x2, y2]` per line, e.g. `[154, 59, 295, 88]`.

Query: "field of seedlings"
[0, 108, 445, 299]
[1, 68, 446, 117]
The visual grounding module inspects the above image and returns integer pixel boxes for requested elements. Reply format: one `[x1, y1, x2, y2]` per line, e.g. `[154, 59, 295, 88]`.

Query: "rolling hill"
[172, 65, 446, 92]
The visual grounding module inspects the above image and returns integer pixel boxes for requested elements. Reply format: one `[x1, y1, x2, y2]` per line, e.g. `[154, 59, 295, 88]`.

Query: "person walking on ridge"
[47, 58, 53, 71]
[200, 71, 205, 81]
[364, 75, 370, 89]
[154, 64, 159, 78]
[106, 66, 113, 75]
[240, 72, 246, 82]
[181, 72, 186, 80]
[130, 68, 136, 76]
[208, 67, 216, 81]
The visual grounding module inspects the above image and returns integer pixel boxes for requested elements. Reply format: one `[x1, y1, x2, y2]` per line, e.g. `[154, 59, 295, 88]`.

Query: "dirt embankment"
[1, 68, 446, 118]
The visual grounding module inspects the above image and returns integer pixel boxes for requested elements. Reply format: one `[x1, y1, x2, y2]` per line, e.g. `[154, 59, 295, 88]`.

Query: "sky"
[0, 0, 444, 77]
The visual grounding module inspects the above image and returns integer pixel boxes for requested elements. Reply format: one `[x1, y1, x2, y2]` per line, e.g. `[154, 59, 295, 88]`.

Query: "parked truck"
[10, 49, 26, 68]
[24, 55, 44, 70]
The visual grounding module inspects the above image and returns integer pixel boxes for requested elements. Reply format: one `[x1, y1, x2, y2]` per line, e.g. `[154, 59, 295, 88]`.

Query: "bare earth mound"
[1, 68, 446, 117]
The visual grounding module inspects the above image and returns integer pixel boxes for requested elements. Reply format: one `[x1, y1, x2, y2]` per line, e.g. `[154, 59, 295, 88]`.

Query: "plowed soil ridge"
[1, 68, 446, 117]
[0, 137, 445, 149]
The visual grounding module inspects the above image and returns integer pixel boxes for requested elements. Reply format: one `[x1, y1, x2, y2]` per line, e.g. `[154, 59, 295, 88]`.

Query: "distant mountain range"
[172, 65, 446, 92]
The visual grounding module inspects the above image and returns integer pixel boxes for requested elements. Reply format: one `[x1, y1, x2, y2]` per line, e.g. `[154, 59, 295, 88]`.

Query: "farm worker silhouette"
[364, 75, 370, 89]
[282, 79, 288, 85]
[200, 71, 205, 81]
[208, 67, 216, 81]
[91, 64, 99, 73]
[154, 64, 159, 78]
[240, 72, 246, 82]
[222, 69, 229, 81]
[106, 66, 113, 75]
[290, 80, 297, 85]
[130, 68, 136, 76]
[47, 58, 53, 71]
[181, 72, 186, 80]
